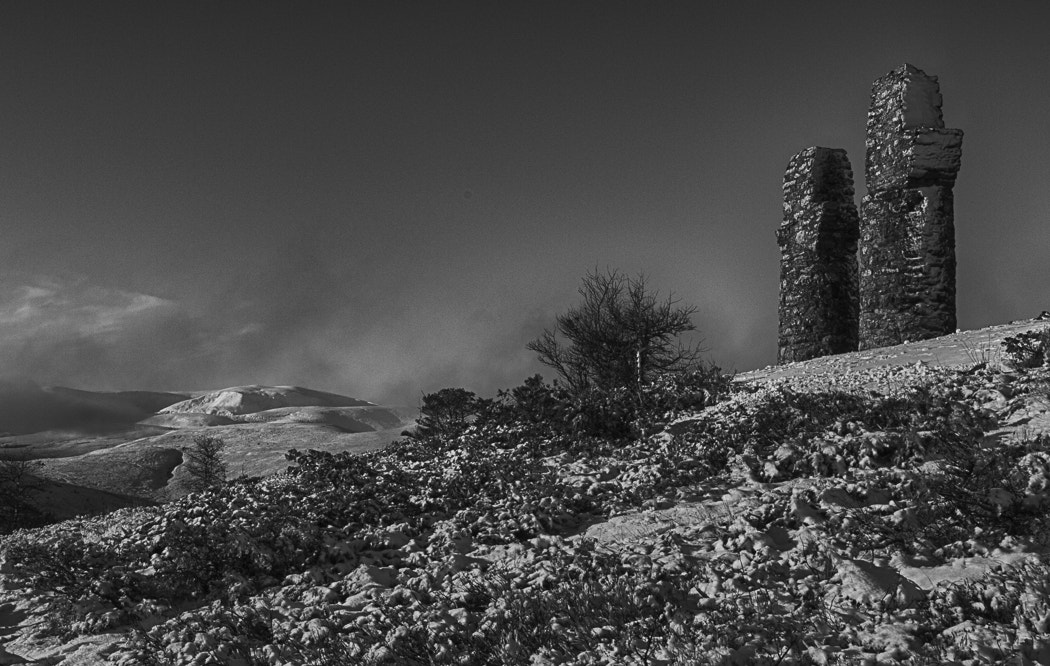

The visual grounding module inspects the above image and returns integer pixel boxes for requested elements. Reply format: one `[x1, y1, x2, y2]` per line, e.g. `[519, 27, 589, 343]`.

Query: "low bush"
[1003, 327, 1050, 369]
[476, 367, 730, 443]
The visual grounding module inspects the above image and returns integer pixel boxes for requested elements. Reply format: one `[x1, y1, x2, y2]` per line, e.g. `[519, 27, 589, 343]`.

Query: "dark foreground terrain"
[2, 320, 1050, 665]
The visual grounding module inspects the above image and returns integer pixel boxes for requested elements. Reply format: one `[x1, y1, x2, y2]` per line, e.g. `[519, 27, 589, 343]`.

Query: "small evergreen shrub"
[411, 388, 487, 441]
[1003, 327, 1050, 369]
[186, 434, 229, 493]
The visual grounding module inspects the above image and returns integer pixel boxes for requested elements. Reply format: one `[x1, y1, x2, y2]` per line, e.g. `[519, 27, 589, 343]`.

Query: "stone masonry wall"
[777, 147, 860, 363]
[859, 64, 963, 349]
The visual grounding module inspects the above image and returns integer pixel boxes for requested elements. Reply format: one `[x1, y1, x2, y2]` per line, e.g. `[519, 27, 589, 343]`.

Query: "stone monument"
[858, 64, 963, 348]
[777, 147, 860, 363]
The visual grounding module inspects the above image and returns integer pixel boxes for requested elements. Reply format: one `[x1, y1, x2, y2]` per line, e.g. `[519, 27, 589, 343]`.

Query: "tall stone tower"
[859, 64, 963, 349]
[777, 147, 860, 363]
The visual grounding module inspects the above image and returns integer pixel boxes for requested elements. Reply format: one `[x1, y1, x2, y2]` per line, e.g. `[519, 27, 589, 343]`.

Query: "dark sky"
[1, 1, 1047, 404]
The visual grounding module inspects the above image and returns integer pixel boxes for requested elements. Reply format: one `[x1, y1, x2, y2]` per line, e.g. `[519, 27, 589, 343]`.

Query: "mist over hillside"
[0, 378, 186, 435]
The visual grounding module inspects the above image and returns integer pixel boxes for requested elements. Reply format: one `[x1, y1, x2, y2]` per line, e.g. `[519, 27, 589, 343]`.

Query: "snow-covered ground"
[1, 320, 1049, 665]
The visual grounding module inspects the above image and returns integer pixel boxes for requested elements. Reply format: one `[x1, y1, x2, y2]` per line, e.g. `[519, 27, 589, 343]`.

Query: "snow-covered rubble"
[2, 330, 1050, 664]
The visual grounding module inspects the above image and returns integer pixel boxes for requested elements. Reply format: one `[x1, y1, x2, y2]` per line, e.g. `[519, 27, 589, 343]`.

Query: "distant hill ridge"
[0, 383, 384, 437]
[158, 385, 374, 416]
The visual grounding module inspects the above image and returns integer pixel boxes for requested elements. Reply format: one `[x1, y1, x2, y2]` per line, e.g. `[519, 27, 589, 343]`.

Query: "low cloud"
[0, 274, 548, 406]
[0, 378, 157, 435]
[0, 271, 744, 410]
[0, 279, 178, 339]
[0, 276, 251, 392]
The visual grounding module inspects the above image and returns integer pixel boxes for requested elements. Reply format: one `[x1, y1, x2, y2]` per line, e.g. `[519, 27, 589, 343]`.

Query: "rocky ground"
[1, 320, 1050, 665]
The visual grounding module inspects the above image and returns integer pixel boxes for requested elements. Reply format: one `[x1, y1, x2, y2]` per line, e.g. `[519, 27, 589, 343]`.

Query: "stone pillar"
[777, 147, 860, 364]
[859, 64, 963, 349]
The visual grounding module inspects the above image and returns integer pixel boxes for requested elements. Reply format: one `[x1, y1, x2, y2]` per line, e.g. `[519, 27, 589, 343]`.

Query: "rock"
[0, 646, 22, 666]
[777, 147, 860, 363]
[898, 552, 1040, 591]
[1021, 638, 1050, 664]
[820, 487, 864, 510]
[762, 460, 780, 481]
[791, 496, 826, 526]
[835, 558, 924, 606]
[974, 388, 1008, 412]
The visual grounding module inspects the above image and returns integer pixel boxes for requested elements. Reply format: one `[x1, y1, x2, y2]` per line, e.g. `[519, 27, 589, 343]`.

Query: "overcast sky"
[1, 2, 1047, 405]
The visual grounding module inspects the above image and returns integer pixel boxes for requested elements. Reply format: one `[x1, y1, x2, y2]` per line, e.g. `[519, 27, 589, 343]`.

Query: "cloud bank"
[0, 274, 549, 406]
[0, 276, 234, 391]
[0, 268, 757, 410]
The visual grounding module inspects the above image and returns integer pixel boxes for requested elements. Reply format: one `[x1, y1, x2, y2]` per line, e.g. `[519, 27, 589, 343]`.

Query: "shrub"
[636, 366, 732, 421]
[411, 388, 486, 440]
[1003, 327, 1050, 369]
[494, 374, 566, 426]
[0, 515, 158, 636]
[479, 368, 730, 444]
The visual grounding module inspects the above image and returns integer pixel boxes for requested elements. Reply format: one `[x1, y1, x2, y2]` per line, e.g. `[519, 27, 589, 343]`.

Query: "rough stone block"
[858, 64, 961, 350]
[778, 147, 860, 363]
[858, 186, 957, 349]
[866, 127, 963, 193]
[865, 64, 963, 193]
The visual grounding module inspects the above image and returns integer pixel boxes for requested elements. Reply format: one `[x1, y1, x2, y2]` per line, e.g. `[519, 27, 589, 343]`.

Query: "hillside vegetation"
[1, 326, 1050, 664]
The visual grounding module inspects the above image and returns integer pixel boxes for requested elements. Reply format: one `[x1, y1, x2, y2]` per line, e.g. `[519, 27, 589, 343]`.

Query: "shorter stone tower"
[777, 147, 860, 363]
[859, 64, 963, 348]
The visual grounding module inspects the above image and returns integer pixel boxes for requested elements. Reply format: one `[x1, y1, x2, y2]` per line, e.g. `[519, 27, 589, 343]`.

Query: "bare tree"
[185, 434, 228, 493]
[0, 455, 46, 532]
[528, 269, 706, 394]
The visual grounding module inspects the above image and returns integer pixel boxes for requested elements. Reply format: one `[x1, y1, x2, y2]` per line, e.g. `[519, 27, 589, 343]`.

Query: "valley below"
[0, 385, 415, 515]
